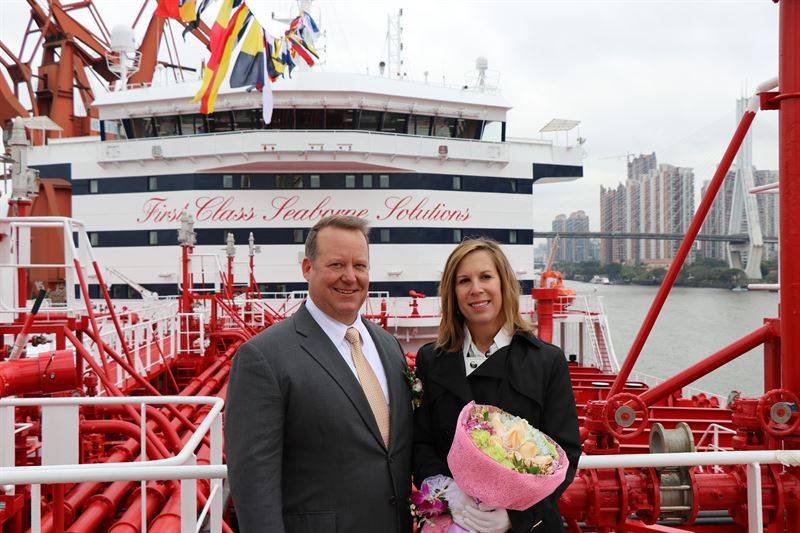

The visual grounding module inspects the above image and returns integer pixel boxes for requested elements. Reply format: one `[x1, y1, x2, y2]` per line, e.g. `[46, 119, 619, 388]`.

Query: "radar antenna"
[106, 25, 141, 91]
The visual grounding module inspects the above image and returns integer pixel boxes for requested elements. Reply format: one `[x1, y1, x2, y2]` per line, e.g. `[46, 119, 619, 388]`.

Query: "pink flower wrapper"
[446, 401, 569, 511]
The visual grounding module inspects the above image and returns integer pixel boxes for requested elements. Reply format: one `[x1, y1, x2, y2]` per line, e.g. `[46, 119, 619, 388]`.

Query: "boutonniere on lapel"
[404, 366, 423, 408]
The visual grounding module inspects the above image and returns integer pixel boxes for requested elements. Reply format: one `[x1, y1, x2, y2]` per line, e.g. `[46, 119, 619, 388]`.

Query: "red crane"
[0, 0, 212, 140]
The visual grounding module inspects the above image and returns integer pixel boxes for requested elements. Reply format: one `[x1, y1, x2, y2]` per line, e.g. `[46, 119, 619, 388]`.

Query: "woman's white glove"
[439, 478, 481, 532]
[461, 504, 511, 533]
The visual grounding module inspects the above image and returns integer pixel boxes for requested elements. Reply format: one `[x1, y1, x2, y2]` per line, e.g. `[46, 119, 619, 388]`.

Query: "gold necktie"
[345, 327, 390, 446]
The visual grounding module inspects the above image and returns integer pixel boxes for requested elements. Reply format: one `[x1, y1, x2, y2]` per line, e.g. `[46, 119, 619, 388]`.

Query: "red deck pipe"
[638, 324, 774, 407]
[81, 329, 208, 441]
[0, 350, 77, 397]
[779, 0, 800, 397]
[91, 260, 137, 368]
[72, 258, 112, 379]
[608, 105, 759, 397]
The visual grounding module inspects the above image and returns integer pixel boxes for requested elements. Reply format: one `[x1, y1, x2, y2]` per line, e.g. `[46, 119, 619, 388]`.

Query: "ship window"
[276, 175, 287, 188]
[362, 174, 373, 188]
[509, 230, 518, 244]
[453, 229, 462, 243]
[452, 176, 461, 190]
[292, 175, 304, 188]
[383, 112, 409, 133]
[208, 111, 234, 132]
[268, 109, 293, 129]
[154, 115, 180, 137]
[357, 110, 382, 131]
[380, 229, 390, 243]
[455, 118, 482, 140]
[148, 176, 158, 191]
[310, 174, 320, 188]
[295, 109, 324, 129]
[432, 117, 457, 138]
[240, 174, 252, 188]
[131, 117, 156, 138]
[89, 232, 99, 246]
[89, 179, 98, 194]
[149, 231, 159, 245]
[345, 174, 356, 188]
[408, 115, 431, 136]
[223, 175, 234, 188]
[510, 179, 517, 193]
[180, 114, 208, 135]
[325, 109, 355, 129]
[482, 121, 503, 142]
[379, 174, 390, 188]
[293, 229, 304, 243]
[233, 109, 258, 130]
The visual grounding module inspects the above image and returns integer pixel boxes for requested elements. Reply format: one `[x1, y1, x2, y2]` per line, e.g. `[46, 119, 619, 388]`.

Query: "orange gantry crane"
[0, 0, 211, 140]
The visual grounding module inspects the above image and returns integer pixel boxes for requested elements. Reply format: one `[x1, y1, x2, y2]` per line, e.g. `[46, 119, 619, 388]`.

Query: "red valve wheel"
[758, 388, 800, 437]
[602, 393, 649, 440]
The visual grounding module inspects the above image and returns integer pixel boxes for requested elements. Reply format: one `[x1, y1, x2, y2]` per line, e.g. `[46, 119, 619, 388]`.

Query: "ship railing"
[548, 294, 621, 373]
[3, 446, 797, 532]
[97, 128, 512, 166]
[629, 369, 727, 407]
[177, 311, 208, 357]
[94, 306, 180, 390]
[0, 395, 225, 533]
[695, 423, 739, 473]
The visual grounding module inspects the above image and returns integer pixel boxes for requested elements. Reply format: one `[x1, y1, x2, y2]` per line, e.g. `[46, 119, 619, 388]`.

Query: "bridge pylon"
[727, 97, 764, 280]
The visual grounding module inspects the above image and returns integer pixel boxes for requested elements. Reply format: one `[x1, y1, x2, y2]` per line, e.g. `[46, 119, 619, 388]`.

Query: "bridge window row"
[101, 109, 505, 142]
[88, 227, 532, 248]
[76, 172, 532, 195]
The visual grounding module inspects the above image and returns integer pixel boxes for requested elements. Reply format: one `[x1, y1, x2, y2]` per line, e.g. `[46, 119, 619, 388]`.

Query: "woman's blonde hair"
[437, 238, 533, 352]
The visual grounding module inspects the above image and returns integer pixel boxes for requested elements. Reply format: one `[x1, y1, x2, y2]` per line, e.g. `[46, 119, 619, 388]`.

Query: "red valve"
[602, 393, 649, 440]
[758, 388, 800, 437]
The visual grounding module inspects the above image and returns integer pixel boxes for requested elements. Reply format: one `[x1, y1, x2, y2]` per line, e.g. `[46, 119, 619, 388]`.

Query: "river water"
[564, 280, 779, 399]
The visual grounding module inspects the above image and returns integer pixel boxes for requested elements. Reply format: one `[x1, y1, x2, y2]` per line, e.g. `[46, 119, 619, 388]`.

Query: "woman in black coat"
[413, 238, 581, 532]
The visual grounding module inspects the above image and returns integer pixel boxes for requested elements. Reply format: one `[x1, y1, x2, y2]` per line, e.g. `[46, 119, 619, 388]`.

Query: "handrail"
[0, 396, 223, 476]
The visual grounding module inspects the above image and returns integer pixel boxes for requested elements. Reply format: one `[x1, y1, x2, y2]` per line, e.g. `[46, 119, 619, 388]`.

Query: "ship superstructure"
[2, 2, 800, 532]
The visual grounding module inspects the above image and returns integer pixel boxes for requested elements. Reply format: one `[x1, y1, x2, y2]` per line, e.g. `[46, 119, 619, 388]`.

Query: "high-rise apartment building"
[700, 171, 736, 261]
[550, 210, 591, 263]
[600, 184, 627, 264]
[754, 170, 779, 261]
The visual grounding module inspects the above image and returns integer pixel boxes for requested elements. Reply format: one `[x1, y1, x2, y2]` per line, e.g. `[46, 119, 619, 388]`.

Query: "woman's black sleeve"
[509, 347, 582, 532]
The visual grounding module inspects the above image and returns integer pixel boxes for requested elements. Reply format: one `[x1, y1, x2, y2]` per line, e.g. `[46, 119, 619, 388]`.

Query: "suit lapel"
[294, 307, 385, 448]
[429, 349, 473, 404]
[363, 318, 405, 452]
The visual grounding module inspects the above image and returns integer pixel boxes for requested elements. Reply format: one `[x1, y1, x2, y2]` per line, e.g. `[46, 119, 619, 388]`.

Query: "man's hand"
[460, 505, 511, 533]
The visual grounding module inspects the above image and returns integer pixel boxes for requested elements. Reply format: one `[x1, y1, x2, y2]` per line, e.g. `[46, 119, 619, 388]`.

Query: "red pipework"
[72, 258, 112, 380]
[532, 287, 559, 343]
[92, 406, 183, 454]
[180, 245, 192, 314]
[638, 324, 774, 406]
[0, 350, 77, 397]
[779, 0, 800, 397]
[91, 260, 137, 367]
[107, 483, 168, 533]
[609, 106, 759, 397]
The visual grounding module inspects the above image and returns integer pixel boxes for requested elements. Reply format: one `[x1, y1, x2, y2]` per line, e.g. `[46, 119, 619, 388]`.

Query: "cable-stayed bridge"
[533, 231, 778, 244]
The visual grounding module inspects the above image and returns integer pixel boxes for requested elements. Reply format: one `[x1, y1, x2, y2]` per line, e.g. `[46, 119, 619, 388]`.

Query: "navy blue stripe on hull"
[78, 280, 535, 300]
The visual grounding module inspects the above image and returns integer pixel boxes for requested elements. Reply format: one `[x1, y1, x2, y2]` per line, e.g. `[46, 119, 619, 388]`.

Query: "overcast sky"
[0, 0, 781, 230]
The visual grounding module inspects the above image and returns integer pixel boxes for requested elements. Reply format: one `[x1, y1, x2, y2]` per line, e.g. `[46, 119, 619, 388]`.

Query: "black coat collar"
[427, 330, 545, 408]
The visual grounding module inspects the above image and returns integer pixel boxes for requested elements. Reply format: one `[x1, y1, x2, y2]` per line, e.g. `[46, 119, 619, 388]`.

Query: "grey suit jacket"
[225, 305, 413, 533]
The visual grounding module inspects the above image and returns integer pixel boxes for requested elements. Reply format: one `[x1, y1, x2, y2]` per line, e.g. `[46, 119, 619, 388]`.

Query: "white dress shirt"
[462, 325, 513, 376]
[305, 298, 390, 403]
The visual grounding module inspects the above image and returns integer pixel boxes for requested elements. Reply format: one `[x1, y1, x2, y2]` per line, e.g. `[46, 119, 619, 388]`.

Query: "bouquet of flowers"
[447, 402, 568, 510]
[411, 403, 568, 531]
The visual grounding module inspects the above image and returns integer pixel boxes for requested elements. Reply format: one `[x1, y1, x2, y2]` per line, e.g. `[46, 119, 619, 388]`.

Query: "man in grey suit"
[225, 215, 413, 533]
